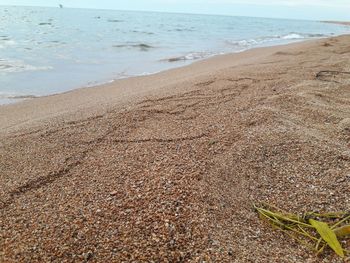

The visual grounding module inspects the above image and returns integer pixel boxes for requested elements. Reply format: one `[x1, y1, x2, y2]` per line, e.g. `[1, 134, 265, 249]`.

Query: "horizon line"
[0, 4, 322, 22]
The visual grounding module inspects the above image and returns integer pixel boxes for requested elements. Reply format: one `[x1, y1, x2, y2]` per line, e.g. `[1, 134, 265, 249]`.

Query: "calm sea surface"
[0, 6, 348, 104]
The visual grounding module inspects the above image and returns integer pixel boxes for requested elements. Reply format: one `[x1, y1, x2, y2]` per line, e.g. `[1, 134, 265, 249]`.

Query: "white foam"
[0, 91, 37, 99]
[282, 33, 304, 40]
[0, 58, 52, 73]
[0, 39, 16, 48]
[164, 51, 214, 63]
[226, 32, 324, 49]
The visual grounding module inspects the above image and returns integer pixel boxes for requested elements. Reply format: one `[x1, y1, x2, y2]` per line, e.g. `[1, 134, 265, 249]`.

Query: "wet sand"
[1, 35, 350, 262]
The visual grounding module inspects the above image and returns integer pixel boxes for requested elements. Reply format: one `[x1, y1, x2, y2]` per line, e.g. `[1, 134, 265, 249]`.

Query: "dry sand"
[1, 35, 350, 262]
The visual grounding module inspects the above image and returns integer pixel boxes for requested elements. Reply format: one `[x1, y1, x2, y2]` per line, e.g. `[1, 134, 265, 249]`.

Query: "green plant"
[254, 203, 350, 258]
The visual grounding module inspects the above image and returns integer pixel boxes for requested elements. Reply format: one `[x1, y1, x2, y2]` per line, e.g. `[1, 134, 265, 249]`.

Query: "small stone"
[110, 191, 118, 196]
[83, 251, 93, 262]
[227, 249, 233, 257]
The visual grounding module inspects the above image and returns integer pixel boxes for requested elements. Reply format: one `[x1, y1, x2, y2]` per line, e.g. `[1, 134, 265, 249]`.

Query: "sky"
[0, 0, 349, 21]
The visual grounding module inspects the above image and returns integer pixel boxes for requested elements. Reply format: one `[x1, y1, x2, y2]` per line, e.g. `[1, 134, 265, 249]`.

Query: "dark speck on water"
[39, 22, 52, 26]
[0, 64, 12, 70]
[169, 28, 196, 32]
[113, 43, 155, 51]
[50, 40, 66, 44]
[131, 30, 155, 35]
[138, 44, 153, 48]
[107, 19, 123, 23]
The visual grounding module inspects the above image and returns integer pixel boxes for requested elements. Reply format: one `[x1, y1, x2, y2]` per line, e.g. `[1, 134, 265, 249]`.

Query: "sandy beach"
[1, 34, 350, 262]
[323, 21, 350, 26]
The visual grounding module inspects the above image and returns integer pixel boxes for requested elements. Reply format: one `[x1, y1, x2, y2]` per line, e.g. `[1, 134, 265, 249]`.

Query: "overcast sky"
[1, 0, 349, 20]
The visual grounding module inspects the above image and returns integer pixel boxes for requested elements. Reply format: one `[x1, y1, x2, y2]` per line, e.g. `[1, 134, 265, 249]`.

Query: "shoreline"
[322, 20, 350, 26]
[1, 34, 350, 262]
[0, 39, 311, 106]
[0, 39, 322, 133]
[0, 35, 345, 134]
[2, 26, 348, 107]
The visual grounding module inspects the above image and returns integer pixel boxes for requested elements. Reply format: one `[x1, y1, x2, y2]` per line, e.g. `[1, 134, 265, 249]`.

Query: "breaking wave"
[0, 58, 52, 73]
[0, 92, 37, 100]
[226, 32, 329, 49]
[0, 36, 16, 49]
[162, 51, 214, 62]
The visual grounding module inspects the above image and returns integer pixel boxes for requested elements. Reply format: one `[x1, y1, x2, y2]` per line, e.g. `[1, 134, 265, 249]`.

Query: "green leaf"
[309, 219, 344, 258]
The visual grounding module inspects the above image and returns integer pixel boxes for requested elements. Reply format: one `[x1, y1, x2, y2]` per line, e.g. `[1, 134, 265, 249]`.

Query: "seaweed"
[254, 203, 350, 258]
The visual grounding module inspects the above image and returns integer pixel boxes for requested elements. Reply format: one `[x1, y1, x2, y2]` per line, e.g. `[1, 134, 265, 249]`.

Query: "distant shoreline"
[321, 20, 350, 26]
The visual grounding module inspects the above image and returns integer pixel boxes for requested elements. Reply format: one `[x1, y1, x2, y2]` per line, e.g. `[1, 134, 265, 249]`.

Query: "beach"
[1, 6, 348, 103]
[1, 34, 350, 262]
[324, 21, 350, 26]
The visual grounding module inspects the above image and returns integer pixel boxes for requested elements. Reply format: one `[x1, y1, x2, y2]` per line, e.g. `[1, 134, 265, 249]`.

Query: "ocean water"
[0, 6, 349, 104]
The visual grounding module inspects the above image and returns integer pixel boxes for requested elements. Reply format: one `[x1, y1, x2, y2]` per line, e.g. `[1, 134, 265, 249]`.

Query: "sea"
[0, 6, 349, 104]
